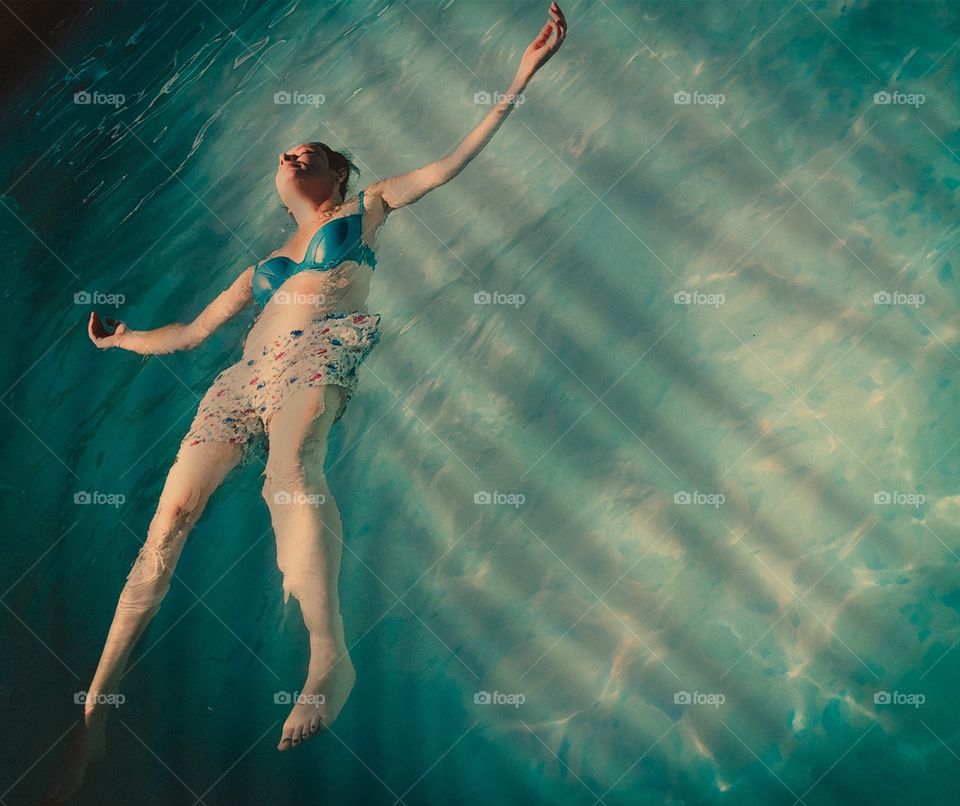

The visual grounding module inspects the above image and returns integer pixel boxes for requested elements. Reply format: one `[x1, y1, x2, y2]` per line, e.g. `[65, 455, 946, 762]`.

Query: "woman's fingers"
[550, 2, 567, 42]
[542, 3, 564, 50]
[516, 2, 565, 79]
[88, 310, 122, 346]
[89, 311, 106, 340]
[534, 21, 552, 49]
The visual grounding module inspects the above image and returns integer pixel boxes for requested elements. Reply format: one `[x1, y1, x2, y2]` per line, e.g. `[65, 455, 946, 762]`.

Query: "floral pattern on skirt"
[181, 311, 381, 448]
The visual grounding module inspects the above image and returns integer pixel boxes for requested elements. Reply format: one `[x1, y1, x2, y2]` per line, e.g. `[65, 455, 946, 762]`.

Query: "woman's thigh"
[264, 384, 345, 483]
[125, 441, 243, 604]
[155, 440, 245, 524]
[181, 363, 262, 448]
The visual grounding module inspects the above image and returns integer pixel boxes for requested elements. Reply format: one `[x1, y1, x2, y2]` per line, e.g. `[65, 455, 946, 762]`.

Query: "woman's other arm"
[366, 2, 567, 210]
[88, 266, 254, 354]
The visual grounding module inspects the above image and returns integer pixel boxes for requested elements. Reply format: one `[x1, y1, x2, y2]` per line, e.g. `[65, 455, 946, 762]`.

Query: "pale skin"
[42, 4, 565, 802]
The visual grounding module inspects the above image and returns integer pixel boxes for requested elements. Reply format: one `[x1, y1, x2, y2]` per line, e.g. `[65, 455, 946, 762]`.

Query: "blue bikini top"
[252, 189, 377, 308]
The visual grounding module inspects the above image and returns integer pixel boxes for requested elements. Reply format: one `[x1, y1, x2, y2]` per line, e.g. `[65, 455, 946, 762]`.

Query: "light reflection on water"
[2, 1, 960, 804]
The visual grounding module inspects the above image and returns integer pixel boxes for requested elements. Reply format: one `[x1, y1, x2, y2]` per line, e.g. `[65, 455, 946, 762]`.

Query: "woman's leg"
[43, 440, 242, 804]
[87, 439, 243, 719]
[261, 383, 356, 749]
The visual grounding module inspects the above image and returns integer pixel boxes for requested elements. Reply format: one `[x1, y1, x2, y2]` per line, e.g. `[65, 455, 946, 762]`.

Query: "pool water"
[2, 0, 960, 804]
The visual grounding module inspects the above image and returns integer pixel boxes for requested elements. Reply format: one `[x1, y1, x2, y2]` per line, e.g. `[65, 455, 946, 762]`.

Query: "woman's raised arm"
[368, 2, 566, 211]
[88, 266, 254, 354]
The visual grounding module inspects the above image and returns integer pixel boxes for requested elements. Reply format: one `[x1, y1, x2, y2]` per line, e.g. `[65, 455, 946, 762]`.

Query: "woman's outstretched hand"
[88, 311, 128, 349]
[517, 1, 567, 85]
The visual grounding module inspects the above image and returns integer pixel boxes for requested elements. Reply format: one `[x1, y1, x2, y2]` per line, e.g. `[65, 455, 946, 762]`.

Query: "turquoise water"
[2, 0, 960, 803]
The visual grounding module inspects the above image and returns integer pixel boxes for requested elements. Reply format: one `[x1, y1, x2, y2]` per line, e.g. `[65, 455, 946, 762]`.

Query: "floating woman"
[45, 3, 565, 801]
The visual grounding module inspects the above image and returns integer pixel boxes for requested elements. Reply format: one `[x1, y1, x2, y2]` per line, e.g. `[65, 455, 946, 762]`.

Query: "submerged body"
[49, 4, 567, 801]
[185, 189, 385, 445]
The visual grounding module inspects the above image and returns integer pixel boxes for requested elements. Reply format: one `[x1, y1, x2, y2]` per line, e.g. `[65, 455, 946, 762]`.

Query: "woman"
[46, 3, 565, 801]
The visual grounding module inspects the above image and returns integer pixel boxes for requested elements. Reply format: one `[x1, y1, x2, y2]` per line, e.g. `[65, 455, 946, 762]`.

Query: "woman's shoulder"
[356, 184, 391, 246]
[358, 182, 395, 225]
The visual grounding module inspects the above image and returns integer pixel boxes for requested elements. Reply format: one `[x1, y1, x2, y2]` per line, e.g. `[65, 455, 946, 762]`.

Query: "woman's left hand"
[517, 2, 567, 85]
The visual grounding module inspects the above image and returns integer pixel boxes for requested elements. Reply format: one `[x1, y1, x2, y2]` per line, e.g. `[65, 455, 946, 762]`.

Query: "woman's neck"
[288, 193, 344, 230]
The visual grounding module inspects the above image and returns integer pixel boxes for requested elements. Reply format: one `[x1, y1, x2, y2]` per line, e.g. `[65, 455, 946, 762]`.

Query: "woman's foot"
[277, 642, 356, 750]
[39, 712, 107, 804]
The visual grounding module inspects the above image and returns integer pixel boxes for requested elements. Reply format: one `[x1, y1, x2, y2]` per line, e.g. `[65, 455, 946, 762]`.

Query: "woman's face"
[275, 143, 340, 202]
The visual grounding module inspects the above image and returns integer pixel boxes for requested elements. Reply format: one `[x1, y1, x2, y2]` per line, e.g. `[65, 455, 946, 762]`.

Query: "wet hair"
[311, 142, 359, 198]
[281, 141, 360, 221]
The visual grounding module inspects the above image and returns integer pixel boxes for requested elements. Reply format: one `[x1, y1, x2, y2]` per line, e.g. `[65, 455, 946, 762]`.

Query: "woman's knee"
[264, 404, 339, 498]
[117, 540, 175, 613]
[148, 489, 206, 539]
[150, 442, 240, 536]
[261, 458, 329, 509]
